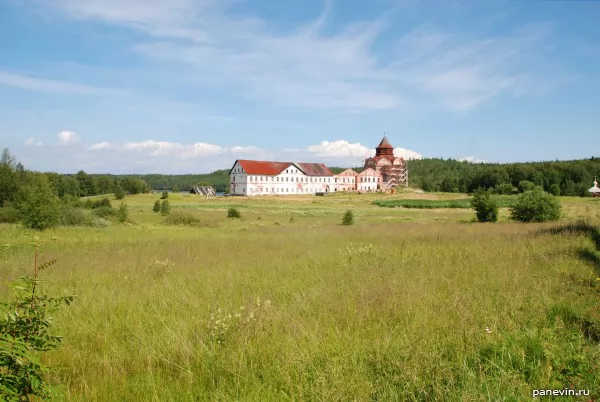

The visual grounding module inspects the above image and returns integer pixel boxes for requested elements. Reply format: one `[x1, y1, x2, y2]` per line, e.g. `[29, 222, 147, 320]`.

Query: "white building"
[357, 168, 381, 192]
[229, 160, 335, 196]
[333, 169, 358, 192]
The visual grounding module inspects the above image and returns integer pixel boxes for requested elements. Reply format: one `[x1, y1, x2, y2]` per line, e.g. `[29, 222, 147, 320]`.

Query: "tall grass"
[373, 196, 516, 209]
[0, 193, 598, 400]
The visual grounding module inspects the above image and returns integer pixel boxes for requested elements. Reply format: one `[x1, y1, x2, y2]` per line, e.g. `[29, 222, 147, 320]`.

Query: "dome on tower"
[377, 136, 393, 149]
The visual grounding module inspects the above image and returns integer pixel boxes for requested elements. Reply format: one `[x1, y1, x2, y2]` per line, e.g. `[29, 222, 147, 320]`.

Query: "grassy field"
[1, 192, 600, 401]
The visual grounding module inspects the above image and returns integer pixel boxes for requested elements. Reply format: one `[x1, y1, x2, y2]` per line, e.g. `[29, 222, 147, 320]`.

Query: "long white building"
[229, 160, 335, 196]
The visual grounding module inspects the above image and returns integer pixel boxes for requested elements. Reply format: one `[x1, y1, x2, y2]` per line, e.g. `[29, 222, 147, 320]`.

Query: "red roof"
[235, 160, 291, 175]
[376, 136, 393, 149]
[296, 162, 333, 176]
[232, 160, 333, 176]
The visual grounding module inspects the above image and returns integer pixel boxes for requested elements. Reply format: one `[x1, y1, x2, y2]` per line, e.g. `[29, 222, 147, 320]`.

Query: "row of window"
[250, 187, 312, 194]
[248, 176, 330, 183]
[235, 175, 379, 183]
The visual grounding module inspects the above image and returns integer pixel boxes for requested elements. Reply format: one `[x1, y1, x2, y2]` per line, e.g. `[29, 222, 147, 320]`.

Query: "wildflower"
[485, 327, 492, 334]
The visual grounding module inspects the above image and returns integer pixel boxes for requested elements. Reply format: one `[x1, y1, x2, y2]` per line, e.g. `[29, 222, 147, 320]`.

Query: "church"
[228, 136, 409, 196]
[364, 136, 409, 189]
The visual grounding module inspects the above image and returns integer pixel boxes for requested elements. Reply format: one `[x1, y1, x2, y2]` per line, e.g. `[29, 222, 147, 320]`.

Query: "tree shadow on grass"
[537, 220, 600, 275]
[537, 221, 600, 342]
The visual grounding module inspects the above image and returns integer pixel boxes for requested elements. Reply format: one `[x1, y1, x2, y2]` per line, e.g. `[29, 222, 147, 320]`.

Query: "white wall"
[230, 163, 334, 196]
[357, 174, 379, 192]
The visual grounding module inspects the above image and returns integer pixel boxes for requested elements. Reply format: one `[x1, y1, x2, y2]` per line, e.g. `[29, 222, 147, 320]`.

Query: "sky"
[0, 0, 599, 174]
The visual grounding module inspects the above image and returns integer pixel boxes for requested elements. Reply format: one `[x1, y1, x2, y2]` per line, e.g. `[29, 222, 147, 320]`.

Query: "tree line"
[405, 158, 599, 196]
[1, 148, 599, 206]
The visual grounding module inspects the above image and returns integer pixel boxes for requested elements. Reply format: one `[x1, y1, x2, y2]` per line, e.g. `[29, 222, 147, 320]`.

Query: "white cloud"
[29, 0, 566, 112]
[0, 70, 121, 95]
[88, 139, 265, 159]
[88, 142, 112, 150]
[458, 156, 487, 163]
[57, 130, 80, 146]
[307, 140, 374, 158]
[394, 147, 422, 160]
[306, 140, 422, 160]
[25, 138, 43, 146]
[44, 136, 423, 172]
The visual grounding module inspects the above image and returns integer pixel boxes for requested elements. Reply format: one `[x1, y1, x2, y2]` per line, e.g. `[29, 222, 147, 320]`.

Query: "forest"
[1, 148, 599, 206]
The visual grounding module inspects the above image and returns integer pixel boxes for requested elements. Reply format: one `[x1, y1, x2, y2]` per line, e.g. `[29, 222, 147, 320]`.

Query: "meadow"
[1, 191, 600, 401]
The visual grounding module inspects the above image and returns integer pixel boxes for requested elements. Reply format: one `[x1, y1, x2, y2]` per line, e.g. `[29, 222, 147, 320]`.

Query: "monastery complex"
[229, 137, 408, 196]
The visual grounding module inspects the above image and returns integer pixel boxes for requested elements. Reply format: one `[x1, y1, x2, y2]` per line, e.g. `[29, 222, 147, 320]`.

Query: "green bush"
[160, 200, 171, 216]
[495, 183, 514, 195]
[60, 207, 91, 226]
[342, 210, 354, 226]
[17, 175, 61, 230]
[92, 198, 112, 209]
[518, 180, 536, 193]
[91, 206, 117, 219]
[549, 184, 561, 196]
[114, 186, 125, 200]
[89, 218, 111, 228]
[0, 205, 21, 223]
[471, 188, 499, 222]
[164, 211, 201, 226]
[153, 199, 161, 213]
[117, 203, 129, 223]
[227, 207, 241, 219]
[0, 238, 74, 400]
[161, 191, 169, 200]
[510, 188, 561, 223]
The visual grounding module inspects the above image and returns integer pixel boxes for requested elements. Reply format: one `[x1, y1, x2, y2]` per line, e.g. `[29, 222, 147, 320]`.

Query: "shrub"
[0, 205, 21, 223]
[161, 191, 169, 200]
[227, 207, 241, 219]
[0, 238, 74, 400]
[17, 175, 61, 230]
[60, 207, 91, 226]
[342, 210, 354, 226]
[495, 183, 514, 195]
[510, 188, 561, 223]
[518, 180, 536, 193]
[471, 188, 499, 223]
[549, 183, 561, 196]
[164, 211, 201, 226]
[153, 199, 161, 213]
[91, 206, 116, 219]
[114, 185, 125, 200]
[117, 203, 129, 223]
[92, 198, 112, 209]
[160, 200, 171, 216]
[61, 194, 81, 206]
[89, 218, 110, 228]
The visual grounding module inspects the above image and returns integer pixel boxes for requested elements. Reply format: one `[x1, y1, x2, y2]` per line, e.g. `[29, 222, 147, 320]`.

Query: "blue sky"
[0, 0, 599, 174]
